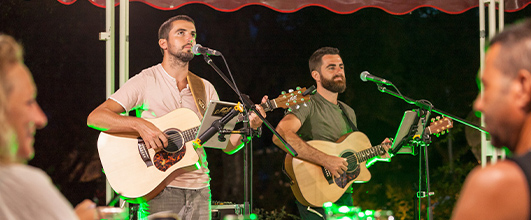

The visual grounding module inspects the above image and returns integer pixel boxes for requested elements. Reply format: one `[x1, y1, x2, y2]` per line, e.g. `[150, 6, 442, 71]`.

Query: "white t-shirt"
[0, 164, 78, 220]
[110, 64, 219, 189]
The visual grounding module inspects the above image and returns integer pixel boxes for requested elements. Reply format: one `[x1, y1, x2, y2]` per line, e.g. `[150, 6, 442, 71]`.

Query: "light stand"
[197, 53, 297, 215]
[375, 83, 486, 220]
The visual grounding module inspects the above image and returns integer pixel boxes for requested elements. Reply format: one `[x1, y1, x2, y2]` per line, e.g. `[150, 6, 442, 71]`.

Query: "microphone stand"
[376, 85, 487, 134]
[199, 54, 297, 216]
[375, 83, 486, 220]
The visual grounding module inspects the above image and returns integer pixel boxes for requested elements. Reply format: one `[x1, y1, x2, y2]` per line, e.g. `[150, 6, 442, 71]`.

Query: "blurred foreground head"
[0, 34, 47, 164]
[474, 19, 531, 151]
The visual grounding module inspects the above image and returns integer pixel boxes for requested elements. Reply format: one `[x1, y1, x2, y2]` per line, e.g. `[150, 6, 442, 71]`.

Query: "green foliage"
[429, 160, 476, 219]
[385, 179, 416, 220]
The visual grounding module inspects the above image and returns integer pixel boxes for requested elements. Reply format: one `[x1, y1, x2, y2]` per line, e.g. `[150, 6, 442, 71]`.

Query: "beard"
[170, 50, 194, 63]
[321, 74, 346, 93]
[167, 41, 194, 63]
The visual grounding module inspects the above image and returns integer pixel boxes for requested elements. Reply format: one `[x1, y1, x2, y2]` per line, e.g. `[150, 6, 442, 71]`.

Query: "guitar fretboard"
[261, 100, 277, 112]
[354, 145, 387, 163]
[182, 126, 200, 142]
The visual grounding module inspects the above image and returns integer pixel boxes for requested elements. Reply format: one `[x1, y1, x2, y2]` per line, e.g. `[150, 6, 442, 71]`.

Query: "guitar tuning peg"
[288, 108, 292, 112]
[295, 105, 300, 109]
[300, 98, 305, 102]
[436, 116, 441, 120]
[296, 86, 301, 90]
[281, 91, 286, 95]
[441, 131, 446, 135]
[288, 89, 294, 93]
[435, 133, 440, 137]
[431, 118, 435, 122]
[285, 102, 290, 106]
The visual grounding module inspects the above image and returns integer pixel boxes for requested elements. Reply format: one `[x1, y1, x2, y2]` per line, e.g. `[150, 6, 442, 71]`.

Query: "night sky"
[1, 0, 531, 218]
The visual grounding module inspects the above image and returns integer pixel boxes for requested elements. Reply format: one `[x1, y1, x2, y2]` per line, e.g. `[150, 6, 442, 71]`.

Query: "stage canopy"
[58, 0, 531, 14]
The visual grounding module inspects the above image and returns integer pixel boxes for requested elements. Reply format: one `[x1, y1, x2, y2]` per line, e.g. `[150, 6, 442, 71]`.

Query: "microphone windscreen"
[191, 44, 202, 55]
[360, 71, 369, 82]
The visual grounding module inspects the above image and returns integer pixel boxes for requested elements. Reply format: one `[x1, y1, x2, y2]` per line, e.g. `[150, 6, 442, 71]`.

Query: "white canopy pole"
[98, 0, 116, 204]
[99, 0, 130, 206]
[120, 0, 129, 87]
[480, 0, 505, 167]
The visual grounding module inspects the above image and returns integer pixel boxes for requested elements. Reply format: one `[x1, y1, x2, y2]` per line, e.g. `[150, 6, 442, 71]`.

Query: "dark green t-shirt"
[289, 92, 358, 142]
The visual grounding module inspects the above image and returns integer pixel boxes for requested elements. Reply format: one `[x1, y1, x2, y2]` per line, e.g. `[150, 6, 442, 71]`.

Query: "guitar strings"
[154, 127, 200, 144]
[342, 144, 389, 162]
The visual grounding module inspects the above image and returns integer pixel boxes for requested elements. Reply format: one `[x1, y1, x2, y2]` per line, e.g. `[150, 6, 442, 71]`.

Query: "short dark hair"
[158, 15, 195, 40]
[489, 19, 531, 78]
[309, 47, 340, 73]
[157, 15, 195, 55]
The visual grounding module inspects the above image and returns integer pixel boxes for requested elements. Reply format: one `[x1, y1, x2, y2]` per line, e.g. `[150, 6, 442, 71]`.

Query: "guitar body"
[285, 132, 373, 207]
[97, 108, 200, 203]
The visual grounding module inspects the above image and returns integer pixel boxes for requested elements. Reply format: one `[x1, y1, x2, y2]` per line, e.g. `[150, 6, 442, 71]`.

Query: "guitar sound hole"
[342, 151, 359, 173]
[163, 129, 184, 153]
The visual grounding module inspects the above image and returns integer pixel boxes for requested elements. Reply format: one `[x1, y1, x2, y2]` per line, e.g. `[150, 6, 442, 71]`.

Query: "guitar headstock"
[427, 116, 453, 137]
[262, 87, 312, 112]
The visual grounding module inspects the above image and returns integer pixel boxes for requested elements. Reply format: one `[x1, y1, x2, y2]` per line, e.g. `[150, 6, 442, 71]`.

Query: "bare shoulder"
[452, 160, 529, 219]
[469, 161, 526, 191]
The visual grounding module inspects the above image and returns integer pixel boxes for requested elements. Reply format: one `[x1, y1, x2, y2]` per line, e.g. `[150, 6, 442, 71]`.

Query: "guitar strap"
[187, 71, 207, 118]
[338, 102, 358, 132]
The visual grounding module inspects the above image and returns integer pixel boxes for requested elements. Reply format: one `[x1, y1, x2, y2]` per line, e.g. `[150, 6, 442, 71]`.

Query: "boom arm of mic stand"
[202, 54, 298, 157]
[376, 85, 488, 134]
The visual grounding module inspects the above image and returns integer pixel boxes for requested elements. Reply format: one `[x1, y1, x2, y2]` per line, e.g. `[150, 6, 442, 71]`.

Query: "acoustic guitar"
[284, 117, 453, 207]
[97, 87, 313, 203]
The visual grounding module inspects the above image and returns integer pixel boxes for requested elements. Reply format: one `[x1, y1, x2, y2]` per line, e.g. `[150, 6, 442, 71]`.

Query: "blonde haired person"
[0, 34, 95, 220]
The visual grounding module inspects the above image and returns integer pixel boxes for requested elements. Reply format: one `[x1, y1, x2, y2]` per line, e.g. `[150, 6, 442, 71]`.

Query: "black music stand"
[374, 82, 484, 220]
[390, 109, 428, 156]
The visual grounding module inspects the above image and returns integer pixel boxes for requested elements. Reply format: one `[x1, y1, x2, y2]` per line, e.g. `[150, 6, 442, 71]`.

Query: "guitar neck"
[183, 126, 200, 142]
[260, 100, 277, 112]
[355, 144, 387, 163]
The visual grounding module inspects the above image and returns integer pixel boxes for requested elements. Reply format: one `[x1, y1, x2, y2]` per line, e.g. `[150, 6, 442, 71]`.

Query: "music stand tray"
[391, 110, 425, 156]
[195, 100, 239, 149]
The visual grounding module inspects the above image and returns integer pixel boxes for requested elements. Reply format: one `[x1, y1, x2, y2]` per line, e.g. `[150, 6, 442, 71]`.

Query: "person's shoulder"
[0, 164, 43, 175]
[463, 160, 527, 204]
[123, 64, 160, 80]
[124, 64, 164, 86]
[0, 164, 50, 186]
[338, 100, 355, 112]
[468, 160, 524, 187]
[455, 160, 529, 219]
[201, 78, 214, 87]
[137, 64, 163, 77]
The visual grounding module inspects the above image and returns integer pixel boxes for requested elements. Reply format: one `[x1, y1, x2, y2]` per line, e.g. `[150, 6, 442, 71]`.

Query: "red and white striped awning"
[58, 0, 531, 14]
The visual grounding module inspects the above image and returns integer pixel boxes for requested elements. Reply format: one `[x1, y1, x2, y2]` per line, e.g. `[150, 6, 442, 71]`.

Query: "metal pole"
[98, 0, 115, 205]
[499, 0, 505, 31]
[120, 0, 129, 86]
[479, 0, 488, 167]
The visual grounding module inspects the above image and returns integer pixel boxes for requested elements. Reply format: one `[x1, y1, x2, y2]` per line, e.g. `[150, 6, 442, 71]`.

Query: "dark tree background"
[1, 0, 530, 218]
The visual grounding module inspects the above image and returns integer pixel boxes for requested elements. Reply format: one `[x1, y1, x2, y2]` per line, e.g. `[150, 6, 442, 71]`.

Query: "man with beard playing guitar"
[273, 47, 391, 220]
[87, 15, 266, 219]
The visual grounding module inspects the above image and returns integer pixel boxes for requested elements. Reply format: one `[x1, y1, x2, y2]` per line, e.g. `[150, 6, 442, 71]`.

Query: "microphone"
[192, 44, 221, 56]
[360, 71, 393, 86]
